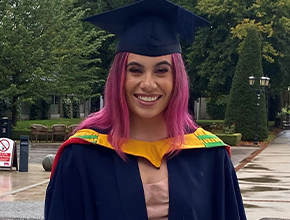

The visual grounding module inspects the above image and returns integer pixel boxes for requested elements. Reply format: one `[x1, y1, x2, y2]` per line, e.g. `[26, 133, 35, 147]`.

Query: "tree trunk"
[11, 96, 18, 127]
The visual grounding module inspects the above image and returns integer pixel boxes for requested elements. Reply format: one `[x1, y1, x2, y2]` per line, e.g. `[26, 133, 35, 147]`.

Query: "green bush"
[196, 120, 224, 131]
[216, 133, 242, 146]
[72, 98, 80, 118]
[223, 123, 236, 134]
[29, 103, 38, 120]
[63, 98, 73, 118]
[208, 122, 224, 133]
[40, 99, 51, 119]
[206, 96, 227, 120]
[28, 98, 51, 120]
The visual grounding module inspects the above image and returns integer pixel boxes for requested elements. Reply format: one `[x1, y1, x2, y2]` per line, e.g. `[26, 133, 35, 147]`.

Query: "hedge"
[216, 133, 242, 146]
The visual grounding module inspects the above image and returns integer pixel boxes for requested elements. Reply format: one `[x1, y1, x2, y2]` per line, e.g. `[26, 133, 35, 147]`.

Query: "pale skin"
[125, 53, 173, 184]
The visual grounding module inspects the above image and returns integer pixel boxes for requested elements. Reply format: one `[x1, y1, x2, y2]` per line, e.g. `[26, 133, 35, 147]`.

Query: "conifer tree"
[224, 27, 268, 141]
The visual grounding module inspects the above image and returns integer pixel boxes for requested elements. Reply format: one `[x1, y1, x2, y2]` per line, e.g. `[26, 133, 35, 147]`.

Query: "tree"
[44, 0, 105, 100]
[190, 0, 290, 100]
[0, 0, 105, 125]
[224, 27, 268, 141]
[0, 0, 43, 125]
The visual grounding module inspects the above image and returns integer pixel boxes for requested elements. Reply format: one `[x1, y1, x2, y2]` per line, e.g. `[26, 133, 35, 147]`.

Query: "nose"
[140, 72, 157, 91]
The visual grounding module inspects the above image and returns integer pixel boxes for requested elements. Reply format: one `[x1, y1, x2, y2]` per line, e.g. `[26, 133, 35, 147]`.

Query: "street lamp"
[249, 75, 270, 145]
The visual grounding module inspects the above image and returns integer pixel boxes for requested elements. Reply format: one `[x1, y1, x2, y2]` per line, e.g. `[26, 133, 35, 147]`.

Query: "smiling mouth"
[135, 95, 161, 102]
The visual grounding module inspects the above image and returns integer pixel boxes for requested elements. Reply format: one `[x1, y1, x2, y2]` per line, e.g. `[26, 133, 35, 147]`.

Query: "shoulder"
[181, 145, 229, 160]
[59, 142, 115, 163]
[176, 146, 232, 172]
[50, 136, 115, 178]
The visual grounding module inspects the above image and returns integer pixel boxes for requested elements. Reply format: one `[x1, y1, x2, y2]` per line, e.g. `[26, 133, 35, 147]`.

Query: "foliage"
[206, 96, 228, 120]
[62, 98, 73, 119]
[186, 0, 242, 100]
[187, 0, 290, 102]
[0, 0, 105, 126]
[231, 18, 276, 62]
[28, 98, 51, 120]
[208, 122, 235, 134]
[224, 27, 268, 141]
[278, 108, 290, 119]
[216, 133, 242, 146]
[72, 97, 80, 118]
[29, 104, 38, 120]
[47, 3, 106, 100]
[0, 0, 39, 125]
[269, 94, 282, 121]
[0, 98, 8, 118]
[40, 98, 51, 120]
[1, 0, 290, 127]
[209, 122, 224, 133]
[223, 123, 236, 134]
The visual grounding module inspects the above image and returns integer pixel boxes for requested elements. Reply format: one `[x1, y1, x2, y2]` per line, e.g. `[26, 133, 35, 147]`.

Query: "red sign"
[0, 138, 15, 169]
[0, 153, 11, 161]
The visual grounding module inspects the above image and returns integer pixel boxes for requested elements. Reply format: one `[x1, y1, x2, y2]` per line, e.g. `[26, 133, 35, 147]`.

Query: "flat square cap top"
[84, 0, 210, 56]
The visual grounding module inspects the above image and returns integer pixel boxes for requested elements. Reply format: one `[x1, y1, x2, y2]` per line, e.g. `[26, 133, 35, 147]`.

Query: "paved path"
[0, 143, 60, 219]
[237, 130, 290, 220]
[0, 132, 289, 220]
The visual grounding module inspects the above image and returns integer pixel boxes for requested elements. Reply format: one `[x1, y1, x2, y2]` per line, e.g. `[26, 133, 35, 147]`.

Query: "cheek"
[167, 85, 173, 100]
[164, 78, 174, 96]
[125, 77, 132, 94]
[125, 78, 136, 106]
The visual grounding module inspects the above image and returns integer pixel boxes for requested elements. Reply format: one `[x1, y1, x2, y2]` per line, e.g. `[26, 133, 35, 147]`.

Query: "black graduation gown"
[45, 142, 247, 220]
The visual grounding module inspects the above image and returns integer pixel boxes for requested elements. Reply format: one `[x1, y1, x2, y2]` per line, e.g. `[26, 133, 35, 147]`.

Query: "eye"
[128, 67, 142, 74]
[155, 68, 168, 74]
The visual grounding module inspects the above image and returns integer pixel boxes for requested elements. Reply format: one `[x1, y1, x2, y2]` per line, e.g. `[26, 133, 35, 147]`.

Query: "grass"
[14, 118, 83, 131]
[265, 127, 282, 142]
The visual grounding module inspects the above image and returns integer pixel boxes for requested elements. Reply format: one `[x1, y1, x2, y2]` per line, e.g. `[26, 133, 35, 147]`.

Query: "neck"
[129, 114, 168, 142]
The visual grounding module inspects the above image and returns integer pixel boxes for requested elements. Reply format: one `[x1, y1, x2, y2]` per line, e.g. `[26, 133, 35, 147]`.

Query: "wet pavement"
[0, 143, 59, 219]
[237, 130, 290, 220]
[0, 132, 290, 220]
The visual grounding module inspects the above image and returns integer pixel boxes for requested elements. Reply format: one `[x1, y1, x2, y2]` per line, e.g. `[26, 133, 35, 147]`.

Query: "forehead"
[127, 53, 172, 65]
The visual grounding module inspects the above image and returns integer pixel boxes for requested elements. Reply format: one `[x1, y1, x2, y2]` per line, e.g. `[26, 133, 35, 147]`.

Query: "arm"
[45, 145, 95, 220]
[223, 152, 247, 220]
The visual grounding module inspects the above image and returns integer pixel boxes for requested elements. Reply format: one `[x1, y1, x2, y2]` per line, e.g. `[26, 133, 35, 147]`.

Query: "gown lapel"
[167, 156, 195, 219]
[112, 153, 148, 220]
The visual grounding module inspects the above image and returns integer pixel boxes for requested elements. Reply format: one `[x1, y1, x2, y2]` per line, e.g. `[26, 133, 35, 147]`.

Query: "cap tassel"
[177, 7, 210, 43]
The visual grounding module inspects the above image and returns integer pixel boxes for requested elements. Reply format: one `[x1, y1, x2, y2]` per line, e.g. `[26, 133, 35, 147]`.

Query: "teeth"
[138, 96, 158, 102]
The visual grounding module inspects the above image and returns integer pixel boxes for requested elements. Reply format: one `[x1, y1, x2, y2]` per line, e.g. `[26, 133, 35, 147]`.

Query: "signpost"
[0, 137, 18, 171]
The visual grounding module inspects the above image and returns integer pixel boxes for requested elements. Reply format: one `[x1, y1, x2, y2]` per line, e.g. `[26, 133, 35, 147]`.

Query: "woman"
[45, 0, 247, 219]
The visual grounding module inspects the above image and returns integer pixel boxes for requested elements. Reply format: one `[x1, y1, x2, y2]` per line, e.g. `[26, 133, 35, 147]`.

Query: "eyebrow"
[126, 60, 172, 68]
[155, 61, 172, 68]
[126, 61, 144, 68]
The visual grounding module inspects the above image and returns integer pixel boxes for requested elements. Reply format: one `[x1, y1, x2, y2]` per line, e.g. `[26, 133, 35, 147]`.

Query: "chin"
[132, 109, 165, 120]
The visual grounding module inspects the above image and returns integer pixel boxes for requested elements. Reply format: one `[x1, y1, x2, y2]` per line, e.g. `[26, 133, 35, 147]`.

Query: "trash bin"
[0, 117, 12, 138]
[19, 135, 29, 172]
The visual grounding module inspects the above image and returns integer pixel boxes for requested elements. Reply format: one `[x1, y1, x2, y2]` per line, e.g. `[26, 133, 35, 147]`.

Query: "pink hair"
[77, 52, 198, 157]
[165, 53, 198, 149]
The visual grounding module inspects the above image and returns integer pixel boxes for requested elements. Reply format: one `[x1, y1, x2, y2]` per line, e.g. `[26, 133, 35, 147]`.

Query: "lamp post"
[249, 76, 270, 145]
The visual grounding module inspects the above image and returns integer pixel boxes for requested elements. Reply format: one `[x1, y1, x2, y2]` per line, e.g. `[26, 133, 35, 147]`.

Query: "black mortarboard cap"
[84, 0, 210, 56]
